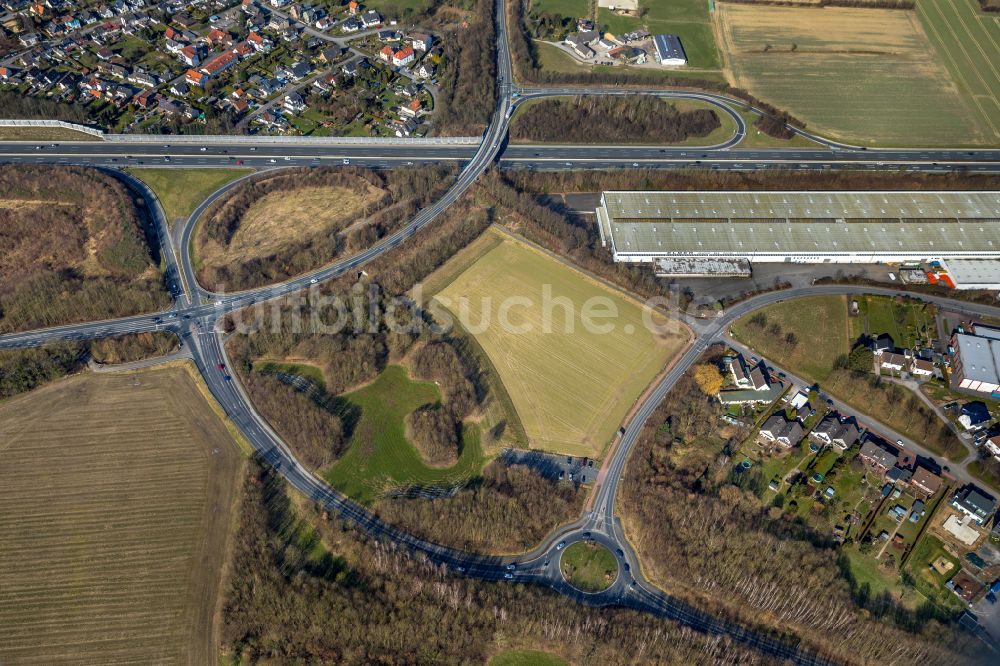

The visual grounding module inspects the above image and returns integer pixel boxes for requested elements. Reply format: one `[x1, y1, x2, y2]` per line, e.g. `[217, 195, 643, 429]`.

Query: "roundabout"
[559, 540, 619, 594]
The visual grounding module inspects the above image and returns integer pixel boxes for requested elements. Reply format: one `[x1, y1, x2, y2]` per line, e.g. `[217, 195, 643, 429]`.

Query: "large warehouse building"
[596, 191, 1000, 277]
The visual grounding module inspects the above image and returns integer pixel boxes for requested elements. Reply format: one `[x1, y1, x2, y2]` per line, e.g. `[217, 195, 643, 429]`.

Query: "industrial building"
[652, 34, 686, 66]
[596, 191, 1000, 284]
[950, 324, 1000, 396]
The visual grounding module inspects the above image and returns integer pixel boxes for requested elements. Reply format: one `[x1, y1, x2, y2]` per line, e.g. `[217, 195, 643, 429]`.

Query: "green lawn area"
[127, 168, 254, 226]
[842, 545, 924, 609]
[432, 230, 687, 457]
[758, 440, 812, 490]
[598, 8, 642, 37]
[810, 448, 840, 479]
[323, 365, 487, 504]
[854, 295, 937, 348]
[735, 107, 820, 149]
[489, 650, 569, 666]
[253, 361, 326, 388]
[560, 541, 618, 592]
[731, 295, 850, 382]
[0, 126, 103, 141]
[905, 534, 965, 610]
[534, 0, 590, 18]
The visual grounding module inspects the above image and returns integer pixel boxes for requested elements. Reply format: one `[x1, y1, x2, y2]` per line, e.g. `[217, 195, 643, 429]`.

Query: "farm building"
[652, 34, 686, 66]
[596, 191, 1000, 277]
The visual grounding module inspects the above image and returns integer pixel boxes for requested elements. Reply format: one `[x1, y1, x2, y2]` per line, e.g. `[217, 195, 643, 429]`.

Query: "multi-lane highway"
[2, 0, 1000, 661]
[3, 138, 1000, 172]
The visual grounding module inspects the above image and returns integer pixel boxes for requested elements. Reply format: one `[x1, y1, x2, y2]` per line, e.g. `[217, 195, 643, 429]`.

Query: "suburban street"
[1, 0, 1000, 662]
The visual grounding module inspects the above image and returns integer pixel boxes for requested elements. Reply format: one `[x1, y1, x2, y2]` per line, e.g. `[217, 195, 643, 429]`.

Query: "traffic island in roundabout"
[559, 541, 619, 593]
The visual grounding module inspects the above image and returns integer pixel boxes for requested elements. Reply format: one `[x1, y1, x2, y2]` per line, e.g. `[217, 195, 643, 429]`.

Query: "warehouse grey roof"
[598, 191, 1000, 257]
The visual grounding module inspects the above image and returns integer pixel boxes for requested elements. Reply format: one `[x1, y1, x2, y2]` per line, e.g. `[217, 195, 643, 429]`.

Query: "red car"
[217, 363, 225, 370]
[235, 160, 243, 165]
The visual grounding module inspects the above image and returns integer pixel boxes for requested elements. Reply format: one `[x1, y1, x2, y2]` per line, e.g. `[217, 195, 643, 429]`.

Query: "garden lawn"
[323, 365, 487, 504]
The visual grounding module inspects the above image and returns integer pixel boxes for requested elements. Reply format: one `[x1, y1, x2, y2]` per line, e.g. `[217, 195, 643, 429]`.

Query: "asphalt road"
[2, 0, 1000, 660]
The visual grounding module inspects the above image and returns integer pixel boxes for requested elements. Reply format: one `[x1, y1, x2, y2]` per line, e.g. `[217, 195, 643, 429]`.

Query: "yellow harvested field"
[716, 4, 987, 145]
[200, 184, 384, 268]
[0, 366, 243, 665]
[433, 231, 687, 457]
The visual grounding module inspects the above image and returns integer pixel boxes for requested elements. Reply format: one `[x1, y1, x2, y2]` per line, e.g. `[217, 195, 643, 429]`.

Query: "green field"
[560, 541, 618, 592]
[323, 365, 487, 504]
[128, 167, 254, 226]
[432, 231, 686, 457]
[533, 0, 590, 18]
[905, 534, 966, 610]
[917, 0, 1000, 144]
[490, 650, 569, 666]
[717, 3, 991, 146]
[731, 295, 850, 382]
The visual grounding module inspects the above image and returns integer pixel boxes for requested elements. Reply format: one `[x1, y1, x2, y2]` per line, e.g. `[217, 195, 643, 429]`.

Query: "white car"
[199, 147, 207, 151]
[310, 278, 317, 284]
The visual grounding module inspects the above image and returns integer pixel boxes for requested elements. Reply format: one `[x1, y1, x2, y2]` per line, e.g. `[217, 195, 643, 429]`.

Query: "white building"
[652, 34, 686, 66]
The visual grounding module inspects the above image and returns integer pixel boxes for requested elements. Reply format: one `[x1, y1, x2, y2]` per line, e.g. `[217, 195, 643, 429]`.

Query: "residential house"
[128, 69, 157, 87]
[858, 438, 899, 476]
[169, 80, 189, 96]
[400, 82, 419, 97]
[951, 485, 997, 525]
[811, 412, 862, 451]
[185, 68, 207, 86]
[727, 354, 770, 391]
[886, 465, 913, 486]
[0, 66, 18, 81]
[388, 117, 417, 137]
[257, 76, 281, 96]
[910, 466, 943, 496]
[200, 49, 239, 78]
[247, 31, 273, 53]
[360, 9, 381, 28]
[910, 358, 934, 377]
[391, 46, 414, 67]
[206, 28, 232, 47]
[959, 402, 991, 430]
[378, 29, 400, 41]
[282, 91, 305, 113]
[133, 87, 156, 108]
[416, 62, 435, 79]
[312, 72, 335, 92]
[399, 97, 421, 118]
[870, 334, 895, 356]
[315, 16, 335, 30]
[341, 17, 361, 32]
[880, 352, 907, 372]
[379, 45, 393, 61]
[319, 46, 344, 64]
[410, 31, 432, 51]
[758, 414, 805, 448]
[348, 0, 359, 13]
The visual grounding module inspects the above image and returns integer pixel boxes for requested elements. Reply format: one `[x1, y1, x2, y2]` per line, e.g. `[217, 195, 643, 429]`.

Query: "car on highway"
[556, 541, 566, 551]
[199, 147, 206, 152]
[310, 278, 318, 284]
[582, 531, 591, 538]
[503, 572, 513, 579]
[506, 563, 516, 570]
[236, 160, 243, 165]
[456, 566, 465, 573]
[218, 363, 225, 370]
[896, 439, 903, 446]
[224, 374, 232, 381]
[343, 158, 350, 165]
[615, 548, 625, 558]
[269, 158, 276, 163]
[284, 156, 290, 161]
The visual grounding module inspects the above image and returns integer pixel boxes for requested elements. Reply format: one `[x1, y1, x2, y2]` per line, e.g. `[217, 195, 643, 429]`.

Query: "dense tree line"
[0, 344, 87, 400]
[510, 96, 721, 144]
[89, 332, 179, 365]
[617, 361, 983, 665]
[0, 92, 90, 124]
[981, 0, 1000, 12]
[505, 0, 803, 137]
[221, 462, 775, 664]
[374, 460, 584, 552]
[0, 166, 168, 333]
[405, 405, 460, 467]
[242, 371, 348, 470]
[197, 166, 454, 291]
[433, 0, 497, 135]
